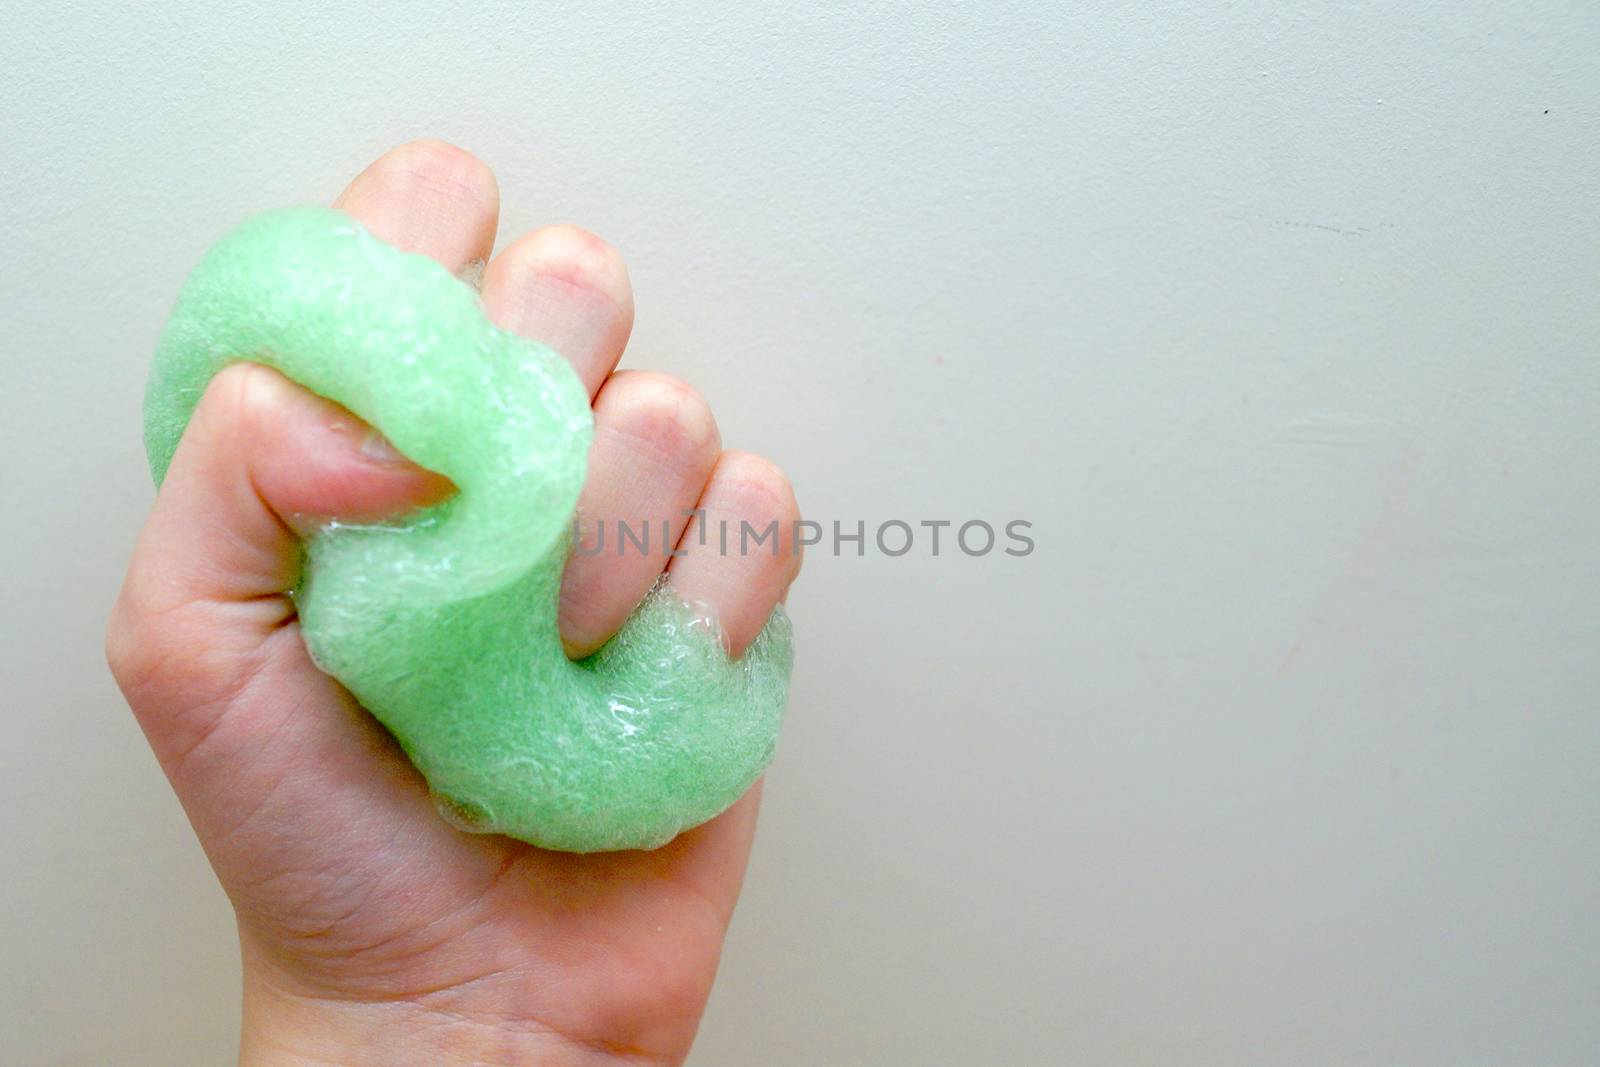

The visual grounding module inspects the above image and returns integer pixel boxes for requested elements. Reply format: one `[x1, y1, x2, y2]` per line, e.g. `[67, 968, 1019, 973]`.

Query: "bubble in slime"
[144, 208, 793, 852]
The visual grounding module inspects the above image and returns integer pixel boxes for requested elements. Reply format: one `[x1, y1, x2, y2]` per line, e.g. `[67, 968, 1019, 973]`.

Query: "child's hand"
[107, 140, 802, 1066]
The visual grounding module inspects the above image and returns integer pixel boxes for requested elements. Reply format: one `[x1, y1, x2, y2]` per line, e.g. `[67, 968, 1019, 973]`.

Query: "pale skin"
[106, 140, 803, 1065]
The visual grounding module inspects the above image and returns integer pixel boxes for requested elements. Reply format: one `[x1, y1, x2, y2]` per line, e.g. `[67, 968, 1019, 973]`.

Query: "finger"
[107, 363, 453, 766]
[109, 369, 501, 943]
[479, 224, 634, 398]
[668, 451, 802, 656]
[558, 372, 721, 658]
[333, 139, 500, 270]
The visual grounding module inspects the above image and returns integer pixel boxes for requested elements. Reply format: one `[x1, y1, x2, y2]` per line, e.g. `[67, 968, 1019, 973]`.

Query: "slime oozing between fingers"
[143, 207, 794, 852]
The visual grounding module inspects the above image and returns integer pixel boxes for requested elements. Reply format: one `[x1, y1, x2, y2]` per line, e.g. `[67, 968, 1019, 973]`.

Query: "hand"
[107, 140, 803, 1066]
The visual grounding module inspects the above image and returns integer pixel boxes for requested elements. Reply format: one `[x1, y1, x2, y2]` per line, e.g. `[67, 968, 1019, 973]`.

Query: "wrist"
[239, 965, 644, 1067]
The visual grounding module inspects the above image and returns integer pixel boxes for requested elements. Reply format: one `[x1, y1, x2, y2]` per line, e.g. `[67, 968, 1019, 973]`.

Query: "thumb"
[108, 361, 453, 770]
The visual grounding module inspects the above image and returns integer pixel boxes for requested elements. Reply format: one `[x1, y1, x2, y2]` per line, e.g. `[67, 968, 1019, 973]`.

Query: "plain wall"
[4, 3, 1598, 1063]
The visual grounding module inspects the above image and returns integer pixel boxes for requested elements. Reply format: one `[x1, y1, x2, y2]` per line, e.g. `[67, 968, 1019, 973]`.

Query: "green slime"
[144, 208, 793, 852]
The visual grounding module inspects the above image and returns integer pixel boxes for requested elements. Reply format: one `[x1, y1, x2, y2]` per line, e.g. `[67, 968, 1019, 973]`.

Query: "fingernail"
[359, 427, 409, 466]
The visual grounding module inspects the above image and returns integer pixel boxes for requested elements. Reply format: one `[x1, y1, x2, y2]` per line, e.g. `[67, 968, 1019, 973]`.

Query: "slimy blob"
[144, 208, 793, 852]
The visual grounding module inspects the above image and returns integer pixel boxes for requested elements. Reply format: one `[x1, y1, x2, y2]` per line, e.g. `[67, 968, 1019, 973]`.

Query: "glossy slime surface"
[144, 208, 793, 852]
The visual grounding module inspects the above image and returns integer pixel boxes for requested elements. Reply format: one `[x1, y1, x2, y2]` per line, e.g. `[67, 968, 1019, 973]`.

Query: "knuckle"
[104, 597, 151, 695]
[196, 360, 255, 424]
[711, 451, 802, 572]
[105, 575, 177, 695]
[506, 224, 632, 314]
[604, 372, 720, 458]
[714, 450, 797, 521]
[189, 362, 277, 459]
[104, 586, 200, 710]
[104, 584, 270, 768]
[373, 139, 498, 210]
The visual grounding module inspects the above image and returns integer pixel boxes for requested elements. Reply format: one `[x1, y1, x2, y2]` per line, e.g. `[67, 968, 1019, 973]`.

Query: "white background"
[4, 3, 1598, 1063]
